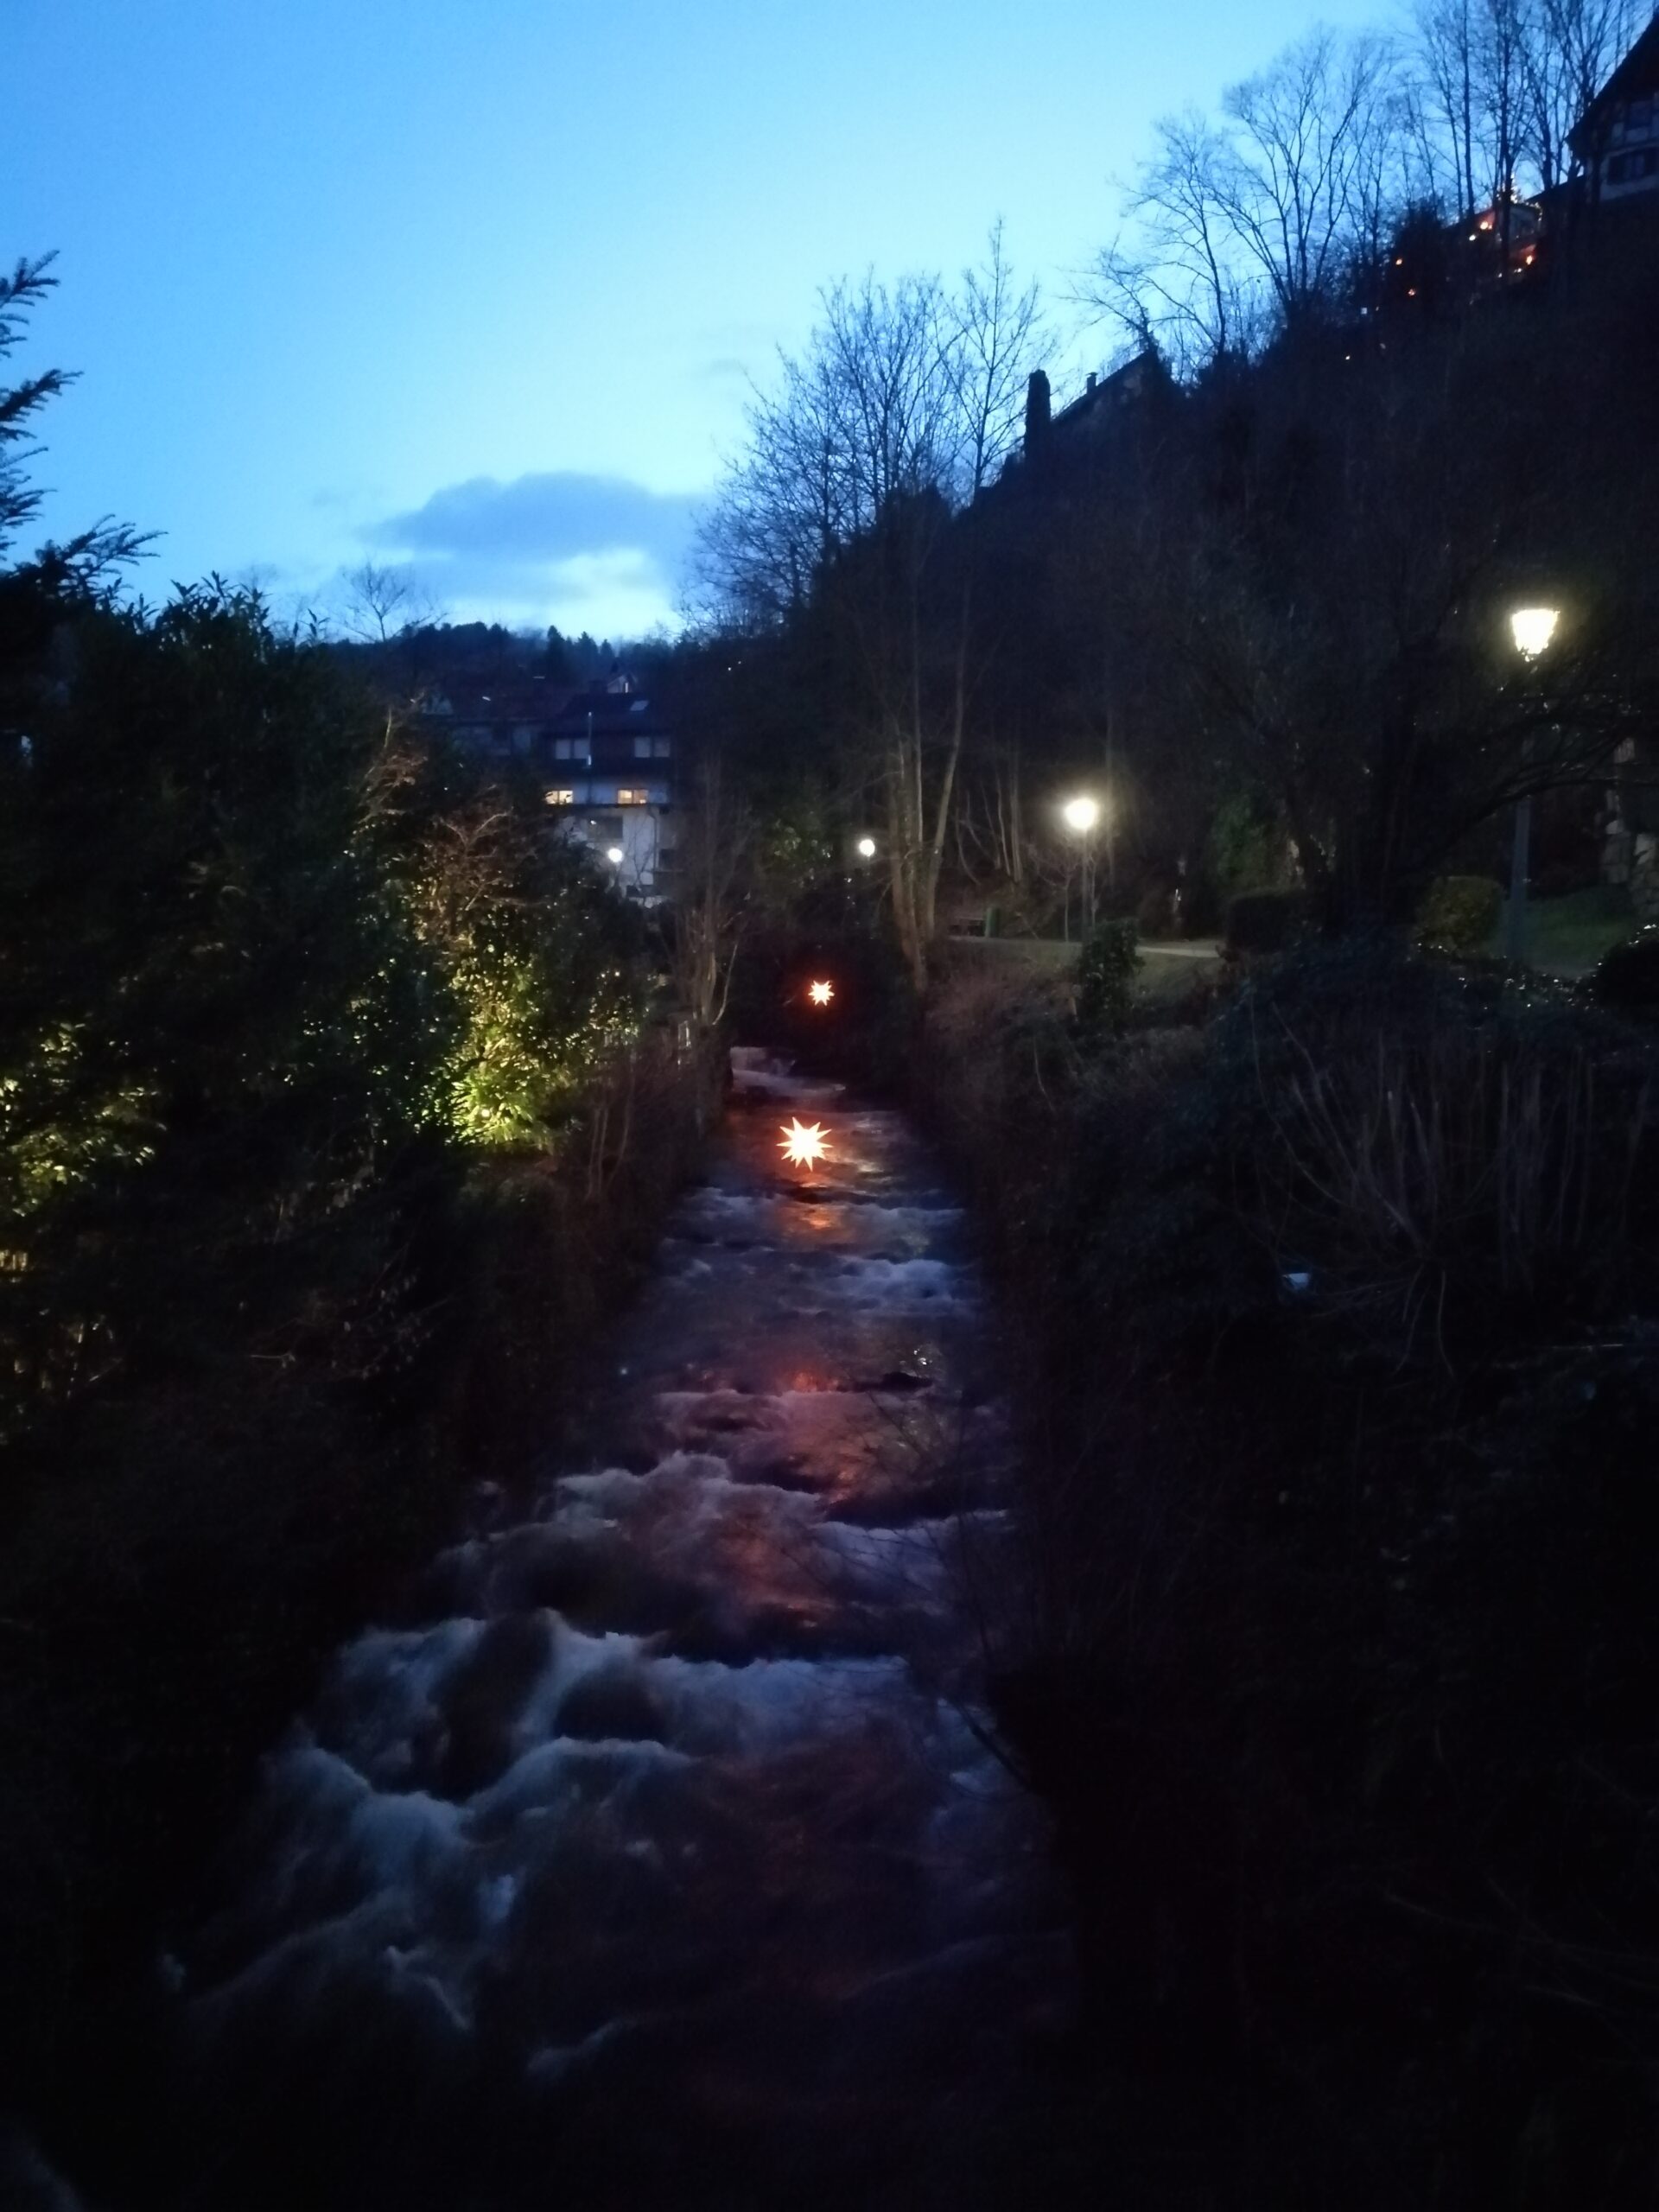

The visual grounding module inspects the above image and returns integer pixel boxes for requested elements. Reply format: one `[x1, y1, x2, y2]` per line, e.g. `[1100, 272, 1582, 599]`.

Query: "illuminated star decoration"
[808, 979, 834, 1007]
[779, 1119, 831, 1171]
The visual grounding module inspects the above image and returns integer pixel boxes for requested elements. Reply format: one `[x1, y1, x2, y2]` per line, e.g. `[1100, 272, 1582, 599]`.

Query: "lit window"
[617, 786, 645, 804]
[544, 788, 575, 806]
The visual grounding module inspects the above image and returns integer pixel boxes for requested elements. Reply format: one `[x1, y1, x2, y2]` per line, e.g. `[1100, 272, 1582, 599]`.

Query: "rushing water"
[149, 1051, 1070, 2210]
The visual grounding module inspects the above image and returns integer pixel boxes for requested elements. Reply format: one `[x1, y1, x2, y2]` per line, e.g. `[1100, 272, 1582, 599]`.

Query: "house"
[1570, 11, 1659, 209]
[419, 666, 683, 901]
[1015, 353, 1162, 470]
[420, 678, 579, 758]
[539, 672, 679, 899]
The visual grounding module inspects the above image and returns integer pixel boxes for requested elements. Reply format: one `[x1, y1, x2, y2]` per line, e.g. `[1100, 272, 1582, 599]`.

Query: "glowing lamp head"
[605, 845, 625, 865]
[779, 1118, 830, 1170]
[1510, 606, 1559, 660]
[855, 835, 877, 859]
[1062, 795, 1101, 835]
[808, 980, 834, 1007]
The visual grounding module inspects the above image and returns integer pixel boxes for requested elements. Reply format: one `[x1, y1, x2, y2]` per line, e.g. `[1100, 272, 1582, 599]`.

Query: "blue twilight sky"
[10, 0, 1384, 639]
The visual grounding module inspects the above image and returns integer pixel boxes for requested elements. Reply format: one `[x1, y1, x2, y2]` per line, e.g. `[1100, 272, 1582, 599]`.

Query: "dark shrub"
[1225, 887, 1310, 957]
[1592, 925, 1659, 1014]
[1077, 917, 1141, 1033]
[1416, 873, 1503, 955]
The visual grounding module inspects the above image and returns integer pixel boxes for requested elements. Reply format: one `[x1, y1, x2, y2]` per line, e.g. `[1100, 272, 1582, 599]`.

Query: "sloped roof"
[1573, 15, 1659, 149]
[548, 687, 670, 737]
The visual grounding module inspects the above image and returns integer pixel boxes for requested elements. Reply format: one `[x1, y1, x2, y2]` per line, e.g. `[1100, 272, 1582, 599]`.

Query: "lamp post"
[1505, 605, 1559, 965]
[1062, 794, 1102, 937]
[855, 835, 877, 861]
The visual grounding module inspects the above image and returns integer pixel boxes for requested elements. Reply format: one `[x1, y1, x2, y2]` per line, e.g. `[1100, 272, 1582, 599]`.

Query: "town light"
[779, 1119, 830, 1169]
[1504, 603, 1560, 963]
[808, 980, 834, 1007]
[855, 835, 877, 859]
[1510, 606, 1559, 660]
[1061, 794, 1104, 936]
[606, 846, 625, 865]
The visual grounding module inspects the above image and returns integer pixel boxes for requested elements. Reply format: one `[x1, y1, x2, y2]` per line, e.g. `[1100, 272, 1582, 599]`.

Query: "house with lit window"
[540, 672, 679, 899]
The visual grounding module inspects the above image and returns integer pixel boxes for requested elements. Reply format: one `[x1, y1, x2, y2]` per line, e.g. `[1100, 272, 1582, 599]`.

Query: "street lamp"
[606, 845, 625, 866]
[1510, 607, 1559, 660]
[1061, 794, 1103, 937]
[1505, 604, 1560, 963]
[855, 835, 877, 860]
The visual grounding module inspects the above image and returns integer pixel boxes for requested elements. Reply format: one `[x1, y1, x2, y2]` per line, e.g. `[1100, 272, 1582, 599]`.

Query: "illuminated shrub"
[1416, 873, 1503, 955]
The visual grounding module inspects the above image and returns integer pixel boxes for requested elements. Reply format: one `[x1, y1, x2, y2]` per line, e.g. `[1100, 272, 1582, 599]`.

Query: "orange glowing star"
[808, 980, 835, 1007]
[779, 1119, 831, 1170]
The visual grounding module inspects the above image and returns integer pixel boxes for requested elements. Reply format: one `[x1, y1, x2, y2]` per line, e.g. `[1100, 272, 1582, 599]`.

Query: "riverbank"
[0, 1027, 723, 2179]
[913, 938, 1659, 2207]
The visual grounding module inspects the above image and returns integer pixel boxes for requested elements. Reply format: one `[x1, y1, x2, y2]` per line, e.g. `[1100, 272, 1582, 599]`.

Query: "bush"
[1076, 917, 1141, 1033]
[1225, 887, 1309, 957]
[1135, 884, 1175, 938]
[1214, 938, 1656, 1359]
[1416, 873, 1503, 955]
[1592, 925, 1659, 1013]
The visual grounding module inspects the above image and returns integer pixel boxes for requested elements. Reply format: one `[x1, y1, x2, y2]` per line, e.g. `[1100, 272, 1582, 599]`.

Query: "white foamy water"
[159, 1046, 1068, 2209]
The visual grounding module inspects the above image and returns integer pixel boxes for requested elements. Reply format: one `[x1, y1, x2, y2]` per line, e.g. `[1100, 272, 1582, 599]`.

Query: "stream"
[142, 1049, 1071, 2209]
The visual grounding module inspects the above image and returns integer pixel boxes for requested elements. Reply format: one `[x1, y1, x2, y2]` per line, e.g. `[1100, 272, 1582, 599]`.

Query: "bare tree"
[700, 234, 1041, 990]
[1407, 0, 1645, 210]
[1090, 32, 1406, 362]
[670, 747, 751, 1032]
[1084, 112, 1254, 373]
[337, 560, 442, 646]
[1218, 30, 1403, 330]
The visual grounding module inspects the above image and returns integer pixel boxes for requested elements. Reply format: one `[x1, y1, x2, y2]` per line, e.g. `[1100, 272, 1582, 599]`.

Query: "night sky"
[12, 0, 1382, 635]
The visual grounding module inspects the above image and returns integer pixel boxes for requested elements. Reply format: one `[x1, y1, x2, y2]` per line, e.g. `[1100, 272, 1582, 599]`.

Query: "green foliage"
[1225, 887, 1310, 956]
[1204, 791, 1287, 901]
[1592, 923, 1659, 1013]
[0, 586, 647, 1447]
[1075, 916, 1141, 1034]
[1416, 872, 1503, 954]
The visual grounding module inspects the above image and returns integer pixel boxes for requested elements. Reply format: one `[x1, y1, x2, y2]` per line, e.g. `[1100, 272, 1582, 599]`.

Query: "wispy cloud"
[360, 469, 702, 634]
[370, 470, 697, 570]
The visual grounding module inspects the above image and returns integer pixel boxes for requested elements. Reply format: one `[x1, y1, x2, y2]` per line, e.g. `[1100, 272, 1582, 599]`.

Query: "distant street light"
[606, 845, 625, 866]
[1061, 793, 1103, 937]
[1505, 605, 1560, 964]
[855, 835, 877, 860]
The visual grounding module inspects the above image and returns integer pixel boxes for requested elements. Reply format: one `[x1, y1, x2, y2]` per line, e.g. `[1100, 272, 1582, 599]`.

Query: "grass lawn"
[1482, 885, 1640, 976]
[942, 932, 1223, 1005]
